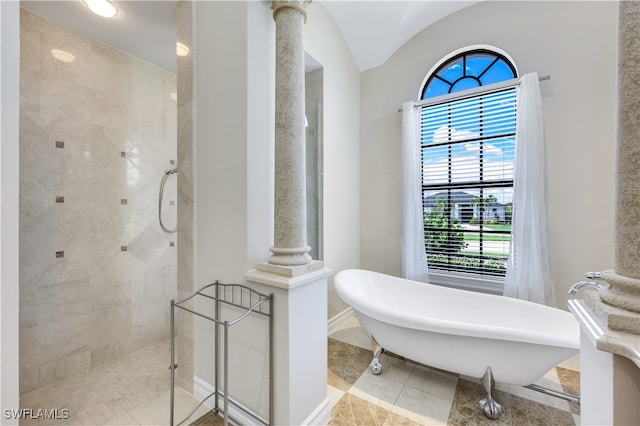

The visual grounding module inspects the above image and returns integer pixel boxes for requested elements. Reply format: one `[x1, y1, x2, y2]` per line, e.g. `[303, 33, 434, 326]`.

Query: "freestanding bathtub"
[334, 269, 580, 419]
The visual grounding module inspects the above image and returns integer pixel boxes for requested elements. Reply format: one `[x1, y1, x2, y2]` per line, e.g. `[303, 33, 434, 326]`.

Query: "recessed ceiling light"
[51, 49, 75, 63]
[176, 42, 190, 57]
[83, 0, 118, 18]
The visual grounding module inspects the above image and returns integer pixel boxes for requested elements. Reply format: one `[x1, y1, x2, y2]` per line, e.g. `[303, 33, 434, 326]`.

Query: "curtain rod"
[398, 74, 551, 112]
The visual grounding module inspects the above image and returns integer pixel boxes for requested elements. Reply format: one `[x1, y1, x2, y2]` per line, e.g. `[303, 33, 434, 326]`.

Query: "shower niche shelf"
[170, 281, 273, 426]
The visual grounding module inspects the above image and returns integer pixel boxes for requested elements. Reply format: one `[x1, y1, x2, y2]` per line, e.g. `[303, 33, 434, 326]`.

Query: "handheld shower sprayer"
[159, 168, 178, 233]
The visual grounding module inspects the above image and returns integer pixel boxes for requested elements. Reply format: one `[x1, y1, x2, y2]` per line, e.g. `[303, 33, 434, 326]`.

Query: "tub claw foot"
[479, 366, 502, 420]
[480, 396, 502, 420]
[369, 358, 382, 375]
[370, 335, 384, 375]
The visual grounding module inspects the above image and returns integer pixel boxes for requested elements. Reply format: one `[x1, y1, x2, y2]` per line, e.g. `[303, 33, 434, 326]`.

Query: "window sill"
[427, 271, 504, 295]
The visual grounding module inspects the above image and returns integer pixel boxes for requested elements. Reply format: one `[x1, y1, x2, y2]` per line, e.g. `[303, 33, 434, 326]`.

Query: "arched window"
[418, 46, 517, 284]
[421, 49, 517, 99]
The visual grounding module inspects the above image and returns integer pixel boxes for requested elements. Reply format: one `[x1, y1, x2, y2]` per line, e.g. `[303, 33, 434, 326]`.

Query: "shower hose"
[159, 168, 178, 233]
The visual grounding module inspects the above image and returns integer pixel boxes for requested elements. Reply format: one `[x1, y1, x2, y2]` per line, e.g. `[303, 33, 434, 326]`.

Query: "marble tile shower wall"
[19, 10, 177, 395]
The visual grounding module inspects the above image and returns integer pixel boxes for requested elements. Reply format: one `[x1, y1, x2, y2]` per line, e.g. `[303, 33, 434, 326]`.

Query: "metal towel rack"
[170, 281, 273, 426]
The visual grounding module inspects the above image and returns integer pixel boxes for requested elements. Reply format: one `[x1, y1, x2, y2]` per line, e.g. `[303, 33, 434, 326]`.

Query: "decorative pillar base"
[268, 245, 313, 267]
[258, 258, 324, 278]
[600, 270, 640, 313]
[245, 265, 333, 425]
[583, 290, 640, 335]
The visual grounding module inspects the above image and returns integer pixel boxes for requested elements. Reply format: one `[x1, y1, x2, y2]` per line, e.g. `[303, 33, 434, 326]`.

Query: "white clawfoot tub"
[334, 269, 580, 419]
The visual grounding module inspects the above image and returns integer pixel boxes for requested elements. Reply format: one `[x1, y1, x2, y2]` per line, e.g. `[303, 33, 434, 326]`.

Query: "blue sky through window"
[423, 51, 516, 99]
[421, 92, 516, 204]
[420, 52, 517, 205]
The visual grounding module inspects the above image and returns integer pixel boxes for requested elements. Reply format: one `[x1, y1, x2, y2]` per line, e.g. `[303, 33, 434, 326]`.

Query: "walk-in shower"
[18, 8, 178, 399]
[160, 168, 178, 233]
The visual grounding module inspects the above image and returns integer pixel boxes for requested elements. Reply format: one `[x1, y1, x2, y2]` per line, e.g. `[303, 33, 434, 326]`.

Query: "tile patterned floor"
[19, 315, 581, 426]
[18, 340, 209, 425]
[324, 316, 581, 426]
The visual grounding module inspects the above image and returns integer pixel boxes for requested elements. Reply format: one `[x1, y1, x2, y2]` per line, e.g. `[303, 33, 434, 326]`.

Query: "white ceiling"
[320, 0, 479, 71]
[21, 0, 178, 72]
[20, 0, 479, 73]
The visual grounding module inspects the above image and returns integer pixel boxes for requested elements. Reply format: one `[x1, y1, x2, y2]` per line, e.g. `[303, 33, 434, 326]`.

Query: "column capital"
[272, 0, 311, 23]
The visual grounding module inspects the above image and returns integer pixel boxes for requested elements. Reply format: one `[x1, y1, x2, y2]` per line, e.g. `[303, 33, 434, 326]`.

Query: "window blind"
[420, 88, 516, 278]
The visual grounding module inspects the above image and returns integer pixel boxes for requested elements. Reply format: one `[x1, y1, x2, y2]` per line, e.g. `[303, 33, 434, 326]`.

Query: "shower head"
[165, 168, 178, 175]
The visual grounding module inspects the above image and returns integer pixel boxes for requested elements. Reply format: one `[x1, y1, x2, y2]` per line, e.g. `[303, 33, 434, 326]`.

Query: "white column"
[269, 0, 312, 267]
[570, 3, 640, 424]
[597, 0, 640, 324]
[586, 0, 640, 334]
[578, 327, 615, 426]
[256, 0, 325, 278]
[613, 0, 640, 282]
[247, 2, 332, 424]
[245, 270, 331, 425]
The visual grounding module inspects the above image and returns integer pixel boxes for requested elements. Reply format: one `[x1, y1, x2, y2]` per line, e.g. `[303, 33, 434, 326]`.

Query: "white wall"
[194, 1, 248, 289]
[0, 1, 20, 422]
[360, 0, 617, 311]
[305, 3, 361, 319]
[191, 0, 275, 281]
[192, 0, 275, 417]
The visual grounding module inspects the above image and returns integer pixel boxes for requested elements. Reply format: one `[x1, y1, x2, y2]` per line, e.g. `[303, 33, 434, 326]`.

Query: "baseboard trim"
[193, 376, 267, 425]
[327, 307, 354, 334]
[193, 376, 332, 425]
[302, 397, 332, 425]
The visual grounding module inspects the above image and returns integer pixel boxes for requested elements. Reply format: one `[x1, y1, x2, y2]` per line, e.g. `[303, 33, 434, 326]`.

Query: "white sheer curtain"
[401, 101, 429, 282]
[503, 72, 555, 306]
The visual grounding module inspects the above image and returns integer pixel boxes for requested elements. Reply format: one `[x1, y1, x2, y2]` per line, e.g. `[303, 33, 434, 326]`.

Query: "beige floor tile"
[556, 366, 580, 415]
[557, 354, 580, 372]
[509, 391, 575, 425]
[392, 386, 452, 425]
[101, 412, 141, 426]
[65, 407, 93, 425]
[328, 338, 372, 391]
[329, 316, 580, 425]
[348, 355, 414, 410]
[330, 393, 415, 426]
[128, 388, 210, 426]
[20, 320, 582, 426]
[498, 369, 573, 413]
[349, 372, 405, 410]
[447, 379, 513, 426]
[328, 385, 346, 409]
[190, 411, 225, 426]
[405, 365, 459, 401]
[19, 340, 209, 426]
